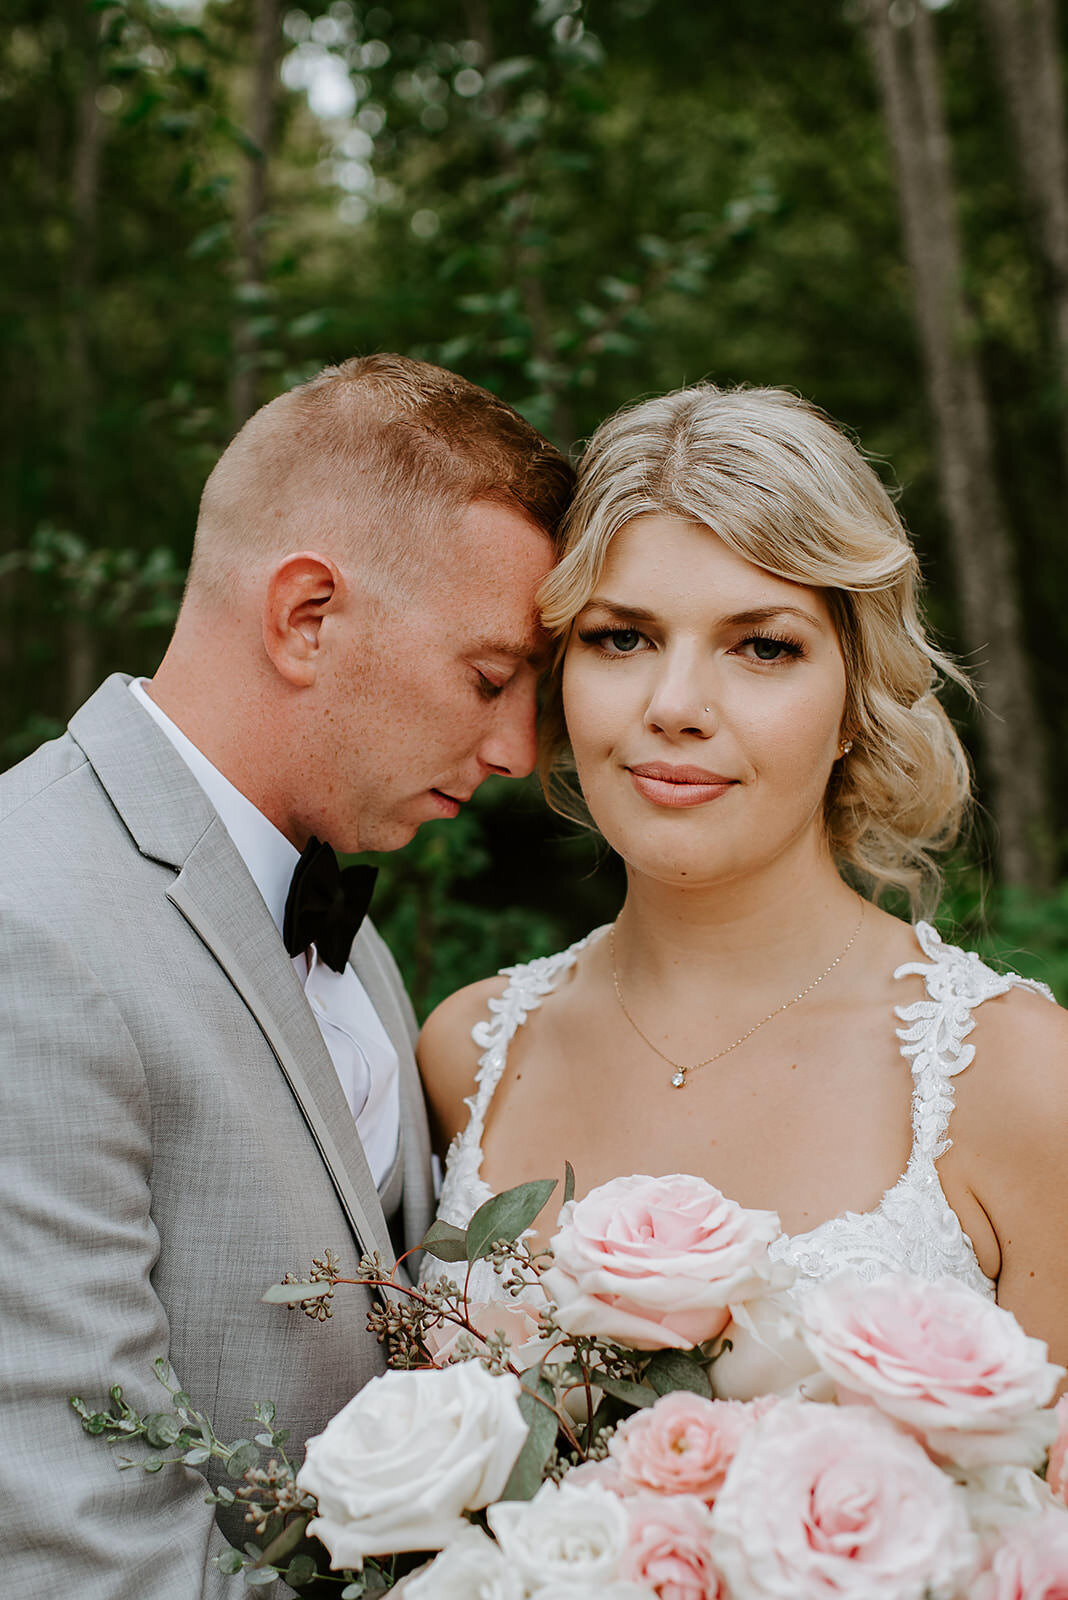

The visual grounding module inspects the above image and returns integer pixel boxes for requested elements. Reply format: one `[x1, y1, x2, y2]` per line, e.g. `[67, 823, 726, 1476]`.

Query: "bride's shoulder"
[930, 928, 1068, 1161]
[418, 975, 511, 1144]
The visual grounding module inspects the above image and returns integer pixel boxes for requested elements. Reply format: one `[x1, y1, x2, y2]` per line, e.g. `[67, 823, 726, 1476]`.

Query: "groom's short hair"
[187, 355, 573, 596]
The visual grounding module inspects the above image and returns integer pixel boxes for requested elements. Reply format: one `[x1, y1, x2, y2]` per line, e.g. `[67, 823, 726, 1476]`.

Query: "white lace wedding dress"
[435, 922, 1052, 1309]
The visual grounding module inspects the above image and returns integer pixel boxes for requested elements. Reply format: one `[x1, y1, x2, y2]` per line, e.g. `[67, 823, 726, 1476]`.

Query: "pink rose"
[621, 1493, 725, 1600]
[710, 1399, 977, 1599]
[541, 1174, 781, 1350]
[609, 1391, 771, 1505]
[800, 1273, 1063, 1468]
[1048, 1397, 1068, 1506]
[972, 1507, 1068, 1599]
[424, 1300, 547, 1369]
[565, 1456, 628, 1495]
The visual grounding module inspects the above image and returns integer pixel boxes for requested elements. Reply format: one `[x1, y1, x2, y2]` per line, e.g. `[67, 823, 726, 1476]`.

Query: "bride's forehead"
[597, 515, 826, 610]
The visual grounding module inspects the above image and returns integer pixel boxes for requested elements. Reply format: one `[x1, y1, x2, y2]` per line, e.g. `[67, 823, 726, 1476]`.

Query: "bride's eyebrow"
[728, 604, 825, 630]
[578, 598, 658, 622]
[579, 599, 824, 630]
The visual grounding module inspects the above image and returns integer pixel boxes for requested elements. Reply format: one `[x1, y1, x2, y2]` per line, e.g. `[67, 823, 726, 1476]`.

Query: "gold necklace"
[609, 904, 866, 1089]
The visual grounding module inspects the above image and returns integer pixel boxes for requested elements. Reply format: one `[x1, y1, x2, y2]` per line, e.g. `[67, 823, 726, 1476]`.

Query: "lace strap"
[465, 928, 607, 1130]
[894, 920, 1054, 1164]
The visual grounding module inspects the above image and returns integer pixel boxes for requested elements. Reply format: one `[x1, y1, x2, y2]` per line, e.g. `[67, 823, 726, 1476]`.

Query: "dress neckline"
[438, 921, 1053, 1300]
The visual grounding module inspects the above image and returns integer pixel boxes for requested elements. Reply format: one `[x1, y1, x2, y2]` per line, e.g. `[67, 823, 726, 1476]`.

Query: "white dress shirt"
[129, 679, 400, 1188]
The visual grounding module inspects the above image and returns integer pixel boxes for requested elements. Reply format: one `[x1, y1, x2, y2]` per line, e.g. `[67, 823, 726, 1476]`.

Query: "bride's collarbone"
[479, 1012, 915, 1235]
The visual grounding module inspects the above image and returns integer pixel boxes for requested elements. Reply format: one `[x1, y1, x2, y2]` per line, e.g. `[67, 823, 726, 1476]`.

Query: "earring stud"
[839, 738, 854, 756]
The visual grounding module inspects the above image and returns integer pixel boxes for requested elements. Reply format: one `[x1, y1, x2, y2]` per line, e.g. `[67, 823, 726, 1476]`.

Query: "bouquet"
[75, 1170, 1068, 1598]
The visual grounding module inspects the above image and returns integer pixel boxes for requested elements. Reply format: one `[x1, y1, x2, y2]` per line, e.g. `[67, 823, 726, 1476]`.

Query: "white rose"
[710, 1284, 828, 1403]
[489, 1480, 629, 1589]
[298, 1363, 529, 1568]
[956, 1462, 1059, 1536]
[403, 1527, 526, 1599]
[536, 1584, 654, 1599]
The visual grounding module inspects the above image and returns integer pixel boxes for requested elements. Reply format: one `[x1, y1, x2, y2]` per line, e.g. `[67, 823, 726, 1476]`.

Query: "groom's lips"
[428, 787, 468, 818]
[627, 762, 739, 809]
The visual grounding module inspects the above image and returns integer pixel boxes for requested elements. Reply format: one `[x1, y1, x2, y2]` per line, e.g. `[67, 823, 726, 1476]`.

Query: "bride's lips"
[627, 762, 739, 808]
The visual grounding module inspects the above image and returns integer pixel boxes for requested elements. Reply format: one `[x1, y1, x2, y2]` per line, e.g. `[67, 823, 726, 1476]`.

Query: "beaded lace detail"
[434, 922, 1053, 1303]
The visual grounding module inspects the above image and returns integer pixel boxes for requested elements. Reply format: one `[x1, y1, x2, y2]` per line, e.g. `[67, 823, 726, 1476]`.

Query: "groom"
[0, 355, 572, 1596]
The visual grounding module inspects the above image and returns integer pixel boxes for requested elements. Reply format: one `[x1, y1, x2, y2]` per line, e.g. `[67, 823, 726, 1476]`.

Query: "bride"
[417, 383, 1068, 1370]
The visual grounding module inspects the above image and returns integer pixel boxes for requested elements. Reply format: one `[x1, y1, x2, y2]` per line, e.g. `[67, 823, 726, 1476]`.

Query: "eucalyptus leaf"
[285, 1554, 318, 1587]
[500, 1375, 558, 1500]
[244, 1567, 279, 1587]
[594, 1376, 659, 1409]
[143, 1412, 182, 1449]
[228, 1441, 261, 1477]
[260, 1513, 310, 1568]
[563, 1161, 575, 1206]
[216, 1548, 244, 1575]
[418, 1218, 469, 1263]
[466, 1178, 557, 1262]
[183, 1446, 210, 1466]
[644, 1350, 713, 1399]
[261, 1280, 333, 1304]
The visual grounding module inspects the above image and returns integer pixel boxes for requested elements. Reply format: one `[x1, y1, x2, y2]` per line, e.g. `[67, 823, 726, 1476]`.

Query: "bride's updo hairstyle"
[538, 383, 972, 914]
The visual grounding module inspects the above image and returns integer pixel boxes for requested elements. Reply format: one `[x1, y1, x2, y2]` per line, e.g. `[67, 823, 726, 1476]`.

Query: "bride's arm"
[417, 977, 509, 1154]
[947, 986, 1068, 1376]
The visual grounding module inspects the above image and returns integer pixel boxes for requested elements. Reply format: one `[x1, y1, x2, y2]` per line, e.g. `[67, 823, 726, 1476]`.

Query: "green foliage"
[3, 0, 1067, 979]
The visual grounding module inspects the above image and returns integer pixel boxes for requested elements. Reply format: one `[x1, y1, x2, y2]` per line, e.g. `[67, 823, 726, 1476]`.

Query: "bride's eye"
[739, 633, 804, 663]
[576, 625, 648, 655]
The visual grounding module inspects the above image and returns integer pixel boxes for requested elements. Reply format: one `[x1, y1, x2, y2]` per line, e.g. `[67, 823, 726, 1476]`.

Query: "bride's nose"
[643, 657, 717, 738]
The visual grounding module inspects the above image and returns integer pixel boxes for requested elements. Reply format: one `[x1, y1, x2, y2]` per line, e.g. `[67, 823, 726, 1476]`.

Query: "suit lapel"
[168, 826, 394, 1265]
[69, 676, 394, 1266]
[351, 925, 434, 1256]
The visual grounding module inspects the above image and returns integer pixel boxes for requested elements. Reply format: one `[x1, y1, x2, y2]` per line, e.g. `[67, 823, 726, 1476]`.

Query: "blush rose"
[972, 1507, 1068, 1599]
[541, 1173, 781, 1350]
[609, 1391, 772, 1505]
[621, 1493, 725, 1600]
[800, 1273, 1063, 1468]
[1047, 1397, 1068, 1506]
[710, 1399, 977, 1600]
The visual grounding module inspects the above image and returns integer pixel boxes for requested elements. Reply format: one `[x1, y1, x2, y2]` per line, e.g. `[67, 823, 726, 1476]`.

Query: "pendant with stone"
[671, 1069, 687, 1088]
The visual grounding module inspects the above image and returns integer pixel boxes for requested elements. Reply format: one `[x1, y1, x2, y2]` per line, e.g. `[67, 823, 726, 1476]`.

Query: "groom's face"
[299, 499, 556, 853]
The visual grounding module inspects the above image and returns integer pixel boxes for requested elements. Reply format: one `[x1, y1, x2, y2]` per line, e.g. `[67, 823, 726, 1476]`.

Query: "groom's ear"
[262, 552, 345, 687]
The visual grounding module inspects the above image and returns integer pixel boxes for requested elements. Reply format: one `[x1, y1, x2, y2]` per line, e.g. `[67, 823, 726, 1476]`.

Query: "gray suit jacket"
[0, 675, 433, 1598]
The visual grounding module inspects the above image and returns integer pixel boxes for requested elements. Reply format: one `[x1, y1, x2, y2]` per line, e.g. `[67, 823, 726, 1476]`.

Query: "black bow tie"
[282, 837, 379, 974]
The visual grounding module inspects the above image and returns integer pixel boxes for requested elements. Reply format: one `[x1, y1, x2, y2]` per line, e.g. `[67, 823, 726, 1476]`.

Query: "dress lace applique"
[433, 920, 1053, 1305]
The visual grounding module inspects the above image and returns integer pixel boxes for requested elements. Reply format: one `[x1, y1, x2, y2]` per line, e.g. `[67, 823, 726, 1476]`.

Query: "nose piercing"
[703, 706, 710, 714]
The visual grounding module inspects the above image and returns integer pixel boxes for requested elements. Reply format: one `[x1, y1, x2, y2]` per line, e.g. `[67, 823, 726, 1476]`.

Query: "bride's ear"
[262, 552, 344, 687]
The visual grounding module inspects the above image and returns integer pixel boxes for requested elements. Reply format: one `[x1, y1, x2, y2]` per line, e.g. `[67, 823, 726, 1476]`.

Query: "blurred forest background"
[3, 0, 1068, 1011]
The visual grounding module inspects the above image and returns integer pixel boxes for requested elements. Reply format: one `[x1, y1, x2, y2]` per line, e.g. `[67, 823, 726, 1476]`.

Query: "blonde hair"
[187, 354, 574, 597]
[538, 384, 972, 916]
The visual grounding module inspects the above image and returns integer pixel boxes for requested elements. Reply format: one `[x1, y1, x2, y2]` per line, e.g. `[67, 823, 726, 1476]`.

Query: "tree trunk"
[462, 0, 575, 446]
[863, 0, 1053, 888]
[65, 7, 104, 712]
[231, 0, 281, 430]
[979, 0, 1068, 486]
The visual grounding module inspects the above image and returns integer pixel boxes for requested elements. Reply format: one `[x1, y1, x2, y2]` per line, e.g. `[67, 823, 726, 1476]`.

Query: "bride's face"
[561, 514, 848, 891]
